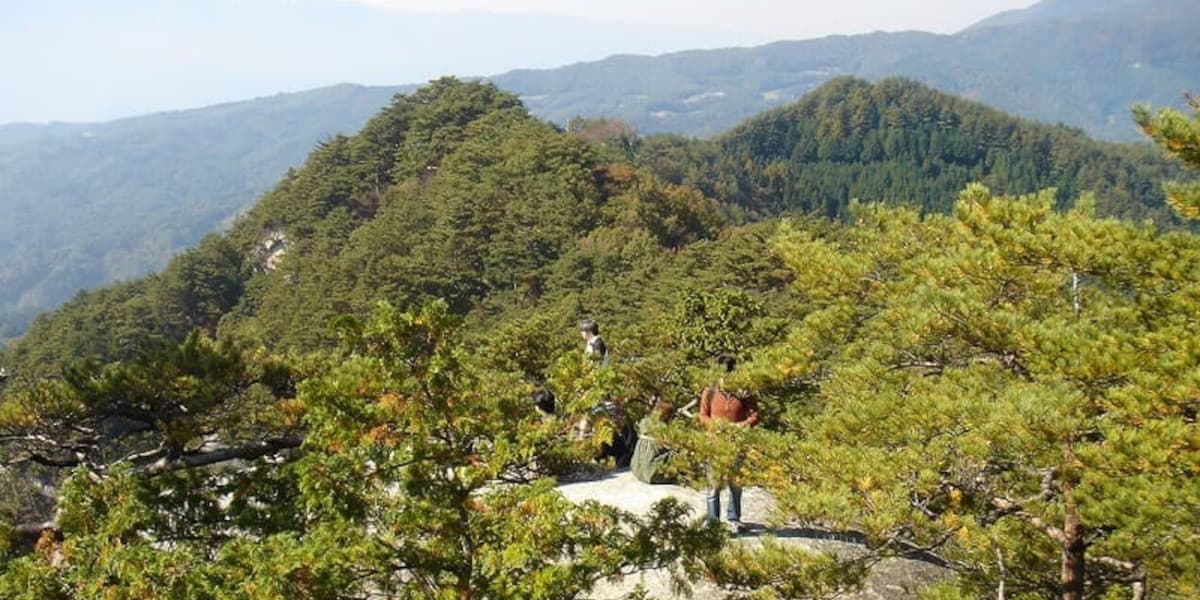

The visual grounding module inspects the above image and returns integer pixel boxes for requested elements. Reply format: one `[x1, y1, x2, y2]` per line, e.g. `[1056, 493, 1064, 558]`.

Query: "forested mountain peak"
[1, 78, 728, 377]
[654, 77, 1187, 222]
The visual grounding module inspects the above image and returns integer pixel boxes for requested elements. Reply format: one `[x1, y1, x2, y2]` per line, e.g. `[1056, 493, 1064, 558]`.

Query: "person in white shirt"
[579, 319, 608, 364]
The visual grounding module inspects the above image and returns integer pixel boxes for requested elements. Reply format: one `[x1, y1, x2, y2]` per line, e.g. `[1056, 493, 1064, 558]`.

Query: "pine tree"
[1133, 95, 1200, 219]
[0, 302, 724, 598]
[743, 185, 1200, 599]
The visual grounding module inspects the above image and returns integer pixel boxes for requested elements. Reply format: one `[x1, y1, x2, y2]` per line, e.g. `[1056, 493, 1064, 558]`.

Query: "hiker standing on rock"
[699, 354, 759, 533]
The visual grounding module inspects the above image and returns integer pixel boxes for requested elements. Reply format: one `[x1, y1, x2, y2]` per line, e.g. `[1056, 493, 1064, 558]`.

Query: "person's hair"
[651, 399, 676, 422]
[531, 388, 556, 415]
[578, 319, 600, 336]
[715, 354, 737, 373]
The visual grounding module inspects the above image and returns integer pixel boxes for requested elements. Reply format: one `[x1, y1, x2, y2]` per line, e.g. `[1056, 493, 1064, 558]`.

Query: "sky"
[353, 0, 1038, 40]
[0, 0, 1036, 124]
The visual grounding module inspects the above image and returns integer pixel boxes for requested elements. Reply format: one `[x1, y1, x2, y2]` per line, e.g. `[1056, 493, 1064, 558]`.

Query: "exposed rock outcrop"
[559, 471, 949, 599]
[255, 228, 291, 273]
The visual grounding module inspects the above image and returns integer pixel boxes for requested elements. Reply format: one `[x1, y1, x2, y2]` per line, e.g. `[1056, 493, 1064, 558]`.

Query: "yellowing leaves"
[34, 530, 58, 562]
[274, 397, 306, 428]
[465, 498, 491, 513]
[364, 425, 401, 448]
[949, 488, 963, 505]
[378, 392, 405, 413]
[956, 525, 972, 543]
[518, 499, 537, 517]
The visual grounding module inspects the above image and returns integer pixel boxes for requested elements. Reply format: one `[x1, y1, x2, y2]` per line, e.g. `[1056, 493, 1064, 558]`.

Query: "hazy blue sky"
[1, 0, 1035, 124]
[353, 0, 1038, 39]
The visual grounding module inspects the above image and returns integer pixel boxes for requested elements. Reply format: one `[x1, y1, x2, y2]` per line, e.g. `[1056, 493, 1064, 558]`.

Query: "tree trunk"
[1060, 503, 1086, 600]
[457, 496, 475, 600]
[996, 546, 1007, 600]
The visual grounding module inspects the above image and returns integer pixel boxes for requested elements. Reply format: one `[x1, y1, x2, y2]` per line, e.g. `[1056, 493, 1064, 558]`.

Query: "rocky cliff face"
[256, 228, 291, 273]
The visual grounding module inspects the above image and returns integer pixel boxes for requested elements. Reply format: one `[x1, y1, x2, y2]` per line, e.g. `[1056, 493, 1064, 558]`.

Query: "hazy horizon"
[2, 0, 1036, 125]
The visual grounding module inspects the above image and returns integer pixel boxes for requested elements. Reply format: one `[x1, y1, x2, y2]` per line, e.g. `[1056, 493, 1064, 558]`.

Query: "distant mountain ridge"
[0, 83, 407, 341]
[2, 0, 1194, 340]
[965, 0, 1142, 30]
[491, 0, 1197, 140]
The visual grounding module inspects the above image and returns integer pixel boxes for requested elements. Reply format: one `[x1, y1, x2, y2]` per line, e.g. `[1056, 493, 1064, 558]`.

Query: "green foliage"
[3, 278, 165, 380]
[745, 185, 1200, 598]
[685, 78, 1189, 224]
[1134, 94, 1200, 219]
[670, 288, 768, 360]
[289, 301, 725, 598]
[0, 331, 294, 464]
[0, 553, 68, 600]
[0, 329, 303, 582]
[157, 234, 247, 337]
[915, 581, 975, 600]
[221, 89, 609, 349]
[704, 538, 868, 599]
[600, 165, 728, 250]
[0, 301, 726, 598]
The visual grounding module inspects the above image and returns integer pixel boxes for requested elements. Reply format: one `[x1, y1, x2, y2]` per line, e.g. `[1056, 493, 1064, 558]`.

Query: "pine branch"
[136, 435, 303, 477]
[990, 496, 1066, 545]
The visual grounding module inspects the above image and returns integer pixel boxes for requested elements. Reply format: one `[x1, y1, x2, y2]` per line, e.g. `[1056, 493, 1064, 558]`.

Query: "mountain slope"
[961, 0, 1195, 31]
[1, 78, 731, 377]
[493, 32, 946, 138]
[965, 0, 1136, 30]
[0, 83, 407, 340]
[3, 77, 1189, 379]
[624, 77, 1185, 226]
[675, 77, 1185, 221]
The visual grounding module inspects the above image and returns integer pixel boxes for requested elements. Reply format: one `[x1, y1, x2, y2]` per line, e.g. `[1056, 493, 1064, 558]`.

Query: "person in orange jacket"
[698, 354, 759, 533]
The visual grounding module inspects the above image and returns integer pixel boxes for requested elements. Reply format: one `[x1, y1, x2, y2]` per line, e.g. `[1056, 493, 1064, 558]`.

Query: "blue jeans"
[706, 481, 743, 523]
[706, 453, 745, 522]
